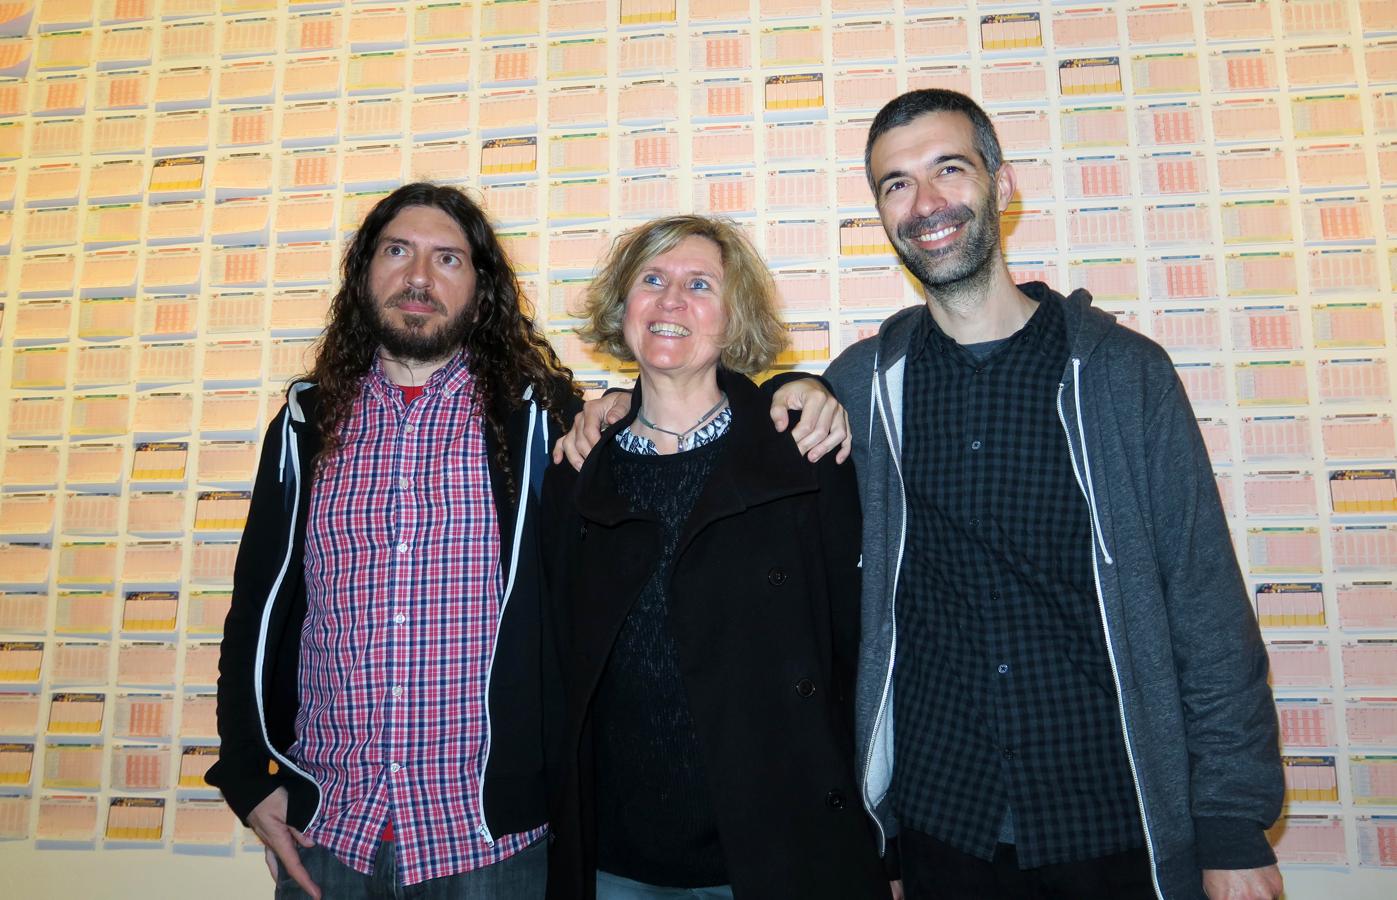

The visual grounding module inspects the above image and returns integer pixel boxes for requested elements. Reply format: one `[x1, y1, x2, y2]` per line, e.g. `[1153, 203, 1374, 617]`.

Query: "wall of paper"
[0, 0, 1394, 896]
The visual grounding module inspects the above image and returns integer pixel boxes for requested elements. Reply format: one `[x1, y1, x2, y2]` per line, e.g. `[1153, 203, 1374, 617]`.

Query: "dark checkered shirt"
[891, 288, 1145, 868]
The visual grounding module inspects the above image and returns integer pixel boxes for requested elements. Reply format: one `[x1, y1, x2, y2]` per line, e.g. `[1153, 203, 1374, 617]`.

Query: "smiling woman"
[541, 216, 888, 900]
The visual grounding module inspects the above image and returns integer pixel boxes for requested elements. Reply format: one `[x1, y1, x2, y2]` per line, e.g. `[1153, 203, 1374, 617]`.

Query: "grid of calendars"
[0, 0, 1394, 881]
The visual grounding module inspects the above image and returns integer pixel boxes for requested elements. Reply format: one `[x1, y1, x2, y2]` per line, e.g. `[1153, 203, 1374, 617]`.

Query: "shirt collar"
[365, 348, 475, 405]
[909, 288, 1061, 365]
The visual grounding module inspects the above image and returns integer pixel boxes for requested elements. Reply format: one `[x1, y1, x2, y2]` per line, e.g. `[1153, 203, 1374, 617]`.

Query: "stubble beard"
[373, 287, 475, 366]
[891, 189, 1003, 317]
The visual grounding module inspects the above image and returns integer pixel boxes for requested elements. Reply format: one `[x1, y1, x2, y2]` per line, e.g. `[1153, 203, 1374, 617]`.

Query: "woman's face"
[622, 235, 728, 381]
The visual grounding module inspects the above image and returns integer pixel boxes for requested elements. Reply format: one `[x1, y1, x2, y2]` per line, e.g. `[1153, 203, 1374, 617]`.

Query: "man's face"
[869, 111, 1014, 292]
[367, 204, 478, 364]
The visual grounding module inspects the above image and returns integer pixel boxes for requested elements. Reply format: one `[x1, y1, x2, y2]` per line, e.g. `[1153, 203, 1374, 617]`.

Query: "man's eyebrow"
[377, 234, 469, 254]
[932, 153, 978, 169]
[875, 168, 908, 192]
[875, 153, 981, 192]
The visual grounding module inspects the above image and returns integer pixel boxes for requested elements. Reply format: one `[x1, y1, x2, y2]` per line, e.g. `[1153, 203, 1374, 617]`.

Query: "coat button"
[795, 678, 815, 698]
[767, 567, 787, 586]
[825, 790, 846, 811]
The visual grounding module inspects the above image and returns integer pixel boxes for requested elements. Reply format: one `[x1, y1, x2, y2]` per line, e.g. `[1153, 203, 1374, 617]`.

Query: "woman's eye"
[689, 278, 711, 291]
[642, 273, 663, 286]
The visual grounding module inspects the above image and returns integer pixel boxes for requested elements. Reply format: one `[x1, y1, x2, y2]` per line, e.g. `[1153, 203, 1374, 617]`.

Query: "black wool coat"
[541, 369, 887, 900]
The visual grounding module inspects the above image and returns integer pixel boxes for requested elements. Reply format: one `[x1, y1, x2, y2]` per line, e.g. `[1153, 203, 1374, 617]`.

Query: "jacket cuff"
[1194, 816, 1277, 870]
[207, 765, 282, 827]
[882, 835, 901, 881]
[759, 370, 833, 396]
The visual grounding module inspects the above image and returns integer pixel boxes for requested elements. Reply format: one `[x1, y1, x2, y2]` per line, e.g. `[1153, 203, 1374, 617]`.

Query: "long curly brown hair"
[303, 183, 578, 485]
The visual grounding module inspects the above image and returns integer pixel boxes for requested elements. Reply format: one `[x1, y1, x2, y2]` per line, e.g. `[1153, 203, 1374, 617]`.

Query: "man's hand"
[553, 391, 632, 470]
[771, 377, 851, 463]
[888, 879, 904, 900]
[1202, 865, 1283, 900]
[248, 787, 321, 900]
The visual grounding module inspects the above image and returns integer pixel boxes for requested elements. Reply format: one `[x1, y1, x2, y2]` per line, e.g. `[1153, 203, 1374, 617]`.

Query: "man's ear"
[994, 161, 1017, 213]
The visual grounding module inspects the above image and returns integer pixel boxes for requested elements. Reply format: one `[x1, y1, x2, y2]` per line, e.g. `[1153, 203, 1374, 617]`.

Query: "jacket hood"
[873, 281, 1118, 371]
[1018, 281, 1116, 366]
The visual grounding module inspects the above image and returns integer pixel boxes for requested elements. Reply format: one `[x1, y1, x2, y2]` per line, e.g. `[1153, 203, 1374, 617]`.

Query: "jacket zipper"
[862, 363, 904, 854]
[474, 392, 538, 845]
[255, 398, 323, 829]
[1056, 367, 1162, 900]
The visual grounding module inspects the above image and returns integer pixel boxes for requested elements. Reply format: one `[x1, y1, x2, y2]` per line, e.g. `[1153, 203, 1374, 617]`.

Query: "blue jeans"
[595, 871, 734, 899]
[274, 837, 546, 899]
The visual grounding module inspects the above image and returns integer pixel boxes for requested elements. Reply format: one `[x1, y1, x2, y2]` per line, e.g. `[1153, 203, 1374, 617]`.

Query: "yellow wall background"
[0, 0, 1395, 895]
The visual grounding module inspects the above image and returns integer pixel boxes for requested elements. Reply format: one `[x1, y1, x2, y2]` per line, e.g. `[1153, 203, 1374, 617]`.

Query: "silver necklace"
[636, 392, 728, 452]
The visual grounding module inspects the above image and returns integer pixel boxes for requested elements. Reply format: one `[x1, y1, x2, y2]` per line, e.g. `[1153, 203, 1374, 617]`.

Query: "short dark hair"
[863, 89, 1004, 198]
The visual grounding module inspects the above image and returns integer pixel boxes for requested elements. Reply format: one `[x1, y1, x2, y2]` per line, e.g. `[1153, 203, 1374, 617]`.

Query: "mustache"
[898, 205, 974, 241]
[384, 288, 445, 314]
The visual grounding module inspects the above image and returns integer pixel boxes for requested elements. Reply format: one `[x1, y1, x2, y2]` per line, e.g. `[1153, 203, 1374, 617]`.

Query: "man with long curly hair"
[209, 183, 582, 899]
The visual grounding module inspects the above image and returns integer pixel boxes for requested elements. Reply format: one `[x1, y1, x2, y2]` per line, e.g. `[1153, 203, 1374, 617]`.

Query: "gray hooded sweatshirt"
[825, 283, 1283, 900]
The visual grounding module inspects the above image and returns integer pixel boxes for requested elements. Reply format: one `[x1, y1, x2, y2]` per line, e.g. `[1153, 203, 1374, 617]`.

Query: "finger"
[603, 393, 629, 425]
[582, 411, 603, 447]
[835, 433, 852, 464]
[769, 404, 791, 433]
[790, 393, 824, 443]
[804, 430, 846, 463]
[289, 825, 316, 848]
[805, 393, 840, 449]
[275, 842, 321, 900]
[564, 432, 586, 470]
[287, 859, 322, 900]
[264, 847, 279, 882]
[550, 436, 564, 465]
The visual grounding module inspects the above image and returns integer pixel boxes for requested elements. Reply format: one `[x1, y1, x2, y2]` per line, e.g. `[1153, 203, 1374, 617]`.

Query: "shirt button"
[971, 440, 982, 450]
[795, 678, 816, 698]
[396, 541, 408, 553]
[997, 664, 1009, 675]
[969, 517, 980, 528]
[389, 763, 402, 773]
[768, 567, 788, 586]
[393, 613, 406, 625]
[1002, 748, 1015, 760]
[825, 790, 846, 811]
[405, 424, 416, 434]
[974, 367, 984, 376]
[399, 476, 411, 489]
[391, 685, 404, 698]
[991, 591, 1001, 601]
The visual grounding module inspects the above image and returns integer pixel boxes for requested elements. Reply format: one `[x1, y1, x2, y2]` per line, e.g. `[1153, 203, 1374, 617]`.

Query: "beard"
[372, 287, 474, 364]
[890, 187, 1002, 296]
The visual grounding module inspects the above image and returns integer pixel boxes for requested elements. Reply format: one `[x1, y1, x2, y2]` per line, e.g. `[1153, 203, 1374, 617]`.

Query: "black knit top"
[591, 432, 730, 888]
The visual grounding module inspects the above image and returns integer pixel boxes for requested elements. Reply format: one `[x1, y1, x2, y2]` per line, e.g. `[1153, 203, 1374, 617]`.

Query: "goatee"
[373, 288, 474, 364]
[891, 189, 1002, 301]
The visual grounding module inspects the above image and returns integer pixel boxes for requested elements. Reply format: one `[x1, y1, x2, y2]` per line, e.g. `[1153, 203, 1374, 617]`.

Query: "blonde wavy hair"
[578, 215, 788, 375]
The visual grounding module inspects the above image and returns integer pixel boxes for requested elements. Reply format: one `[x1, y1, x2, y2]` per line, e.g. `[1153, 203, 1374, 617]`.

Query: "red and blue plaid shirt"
[295, 352, 543, 885]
